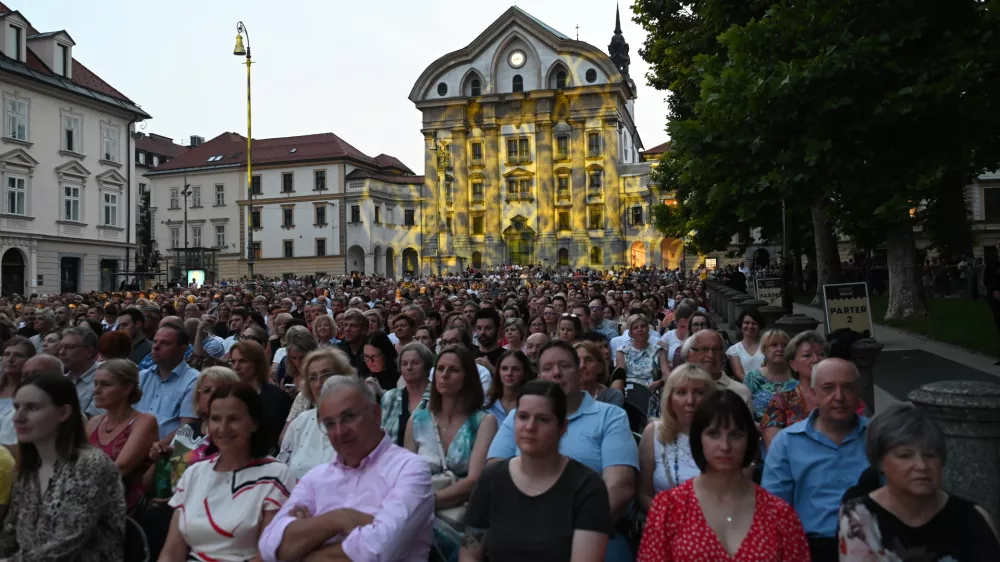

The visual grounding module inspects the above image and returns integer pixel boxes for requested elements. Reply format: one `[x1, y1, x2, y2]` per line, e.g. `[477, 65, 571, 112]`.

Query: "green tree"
[637, 0, 1000, 320]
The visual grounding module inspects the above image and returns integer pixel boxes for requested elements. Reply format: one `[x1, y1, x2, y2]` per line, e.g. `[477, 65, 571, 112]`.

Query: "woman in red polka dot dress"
[637, 390, 810, 562]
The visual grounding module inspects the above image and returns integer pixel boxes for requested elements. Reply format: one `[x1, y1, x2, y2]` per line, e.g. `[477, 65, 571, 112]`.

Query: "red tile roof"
[346, 168, 424, 185]
[148, 131, 415, 176]
[373, 154, 414, 175]
[1, 2, 133, 102]
[643, 141, 671, 156]
[136, 133, 189, 159]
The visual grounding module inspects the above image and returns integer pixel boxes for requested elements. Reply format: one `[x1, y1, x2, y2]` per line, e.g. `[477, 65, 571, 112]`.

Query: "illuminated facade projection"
[409, 6, 665, 274]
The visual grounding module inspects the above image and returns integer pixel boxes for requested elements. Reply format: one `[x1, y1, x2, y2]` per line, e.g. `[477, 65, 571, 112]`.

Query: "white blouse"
[726, 341, 765, 375]
[168, 456, 294, 562]
[277, 408, 335, 480]
[652, 428, 700, 493]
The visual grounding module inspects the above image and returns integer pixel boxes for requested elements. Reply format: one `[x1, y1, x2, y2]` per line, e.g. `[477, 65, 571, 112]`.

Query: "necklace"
[671, 436, 681, 485]
[103, 414, 128, 433]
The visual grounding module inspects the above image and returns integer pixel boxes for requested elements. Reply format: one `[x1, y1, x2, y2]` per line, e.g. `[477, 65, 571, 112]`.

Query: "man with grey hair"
[682, 329, 752, 406]
[762, 357, 869, 561]
[29, 309, 56, 353]
[259, 375, 433, 562]
[59, 326, 102, 416]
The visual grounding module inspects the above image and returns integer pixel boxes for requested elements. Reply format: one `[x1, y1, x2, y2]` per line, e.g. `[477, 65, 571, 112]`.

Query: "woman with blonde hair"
[278, 347, 356, 478]
[311, 314, 339, 347]
[87, 359, 159, 513]
[637, 364, 716, 513]
[742, 329, 796, 421]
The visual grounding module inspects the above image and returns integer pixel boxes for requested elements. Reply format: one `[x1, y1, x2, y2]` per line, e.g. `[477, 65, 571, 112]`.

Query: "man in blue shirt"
[487, 339, 637, 562]
[762, 357, 870, 562]
[137, 322, 200, 445]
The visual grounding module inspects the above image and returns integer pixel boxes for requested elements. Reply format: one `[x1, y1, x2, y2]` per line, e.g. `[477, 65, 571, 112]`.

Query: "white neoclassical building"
[0, 7, 149, 295]
[145, 132, 421, 281]
[408, 6, 667, 273]
[344, 163, 424, 277]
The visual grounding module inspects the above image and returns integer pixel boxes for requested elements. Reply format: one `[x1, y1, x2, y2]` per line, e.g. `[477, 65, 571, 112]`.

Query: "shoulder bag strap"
[429, 414, 457, 482]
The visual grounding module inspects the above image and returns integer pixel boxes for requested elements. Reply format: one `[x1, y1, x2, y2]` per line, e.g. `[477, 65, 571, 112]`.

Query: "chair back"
[124, 515, 150, 562]
[625, 382, 654, 414]
[622, 401, 648, 435]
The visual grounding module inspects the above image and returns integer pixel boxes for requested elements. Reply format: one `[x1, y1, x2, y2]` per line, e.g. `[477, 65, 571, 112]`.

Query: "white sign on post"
[755, 278, 783, 306]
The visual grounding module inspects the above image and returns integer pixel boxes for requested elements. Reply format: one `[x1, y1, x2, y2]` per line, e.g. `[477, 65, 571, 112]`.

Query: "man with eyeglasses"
[589, 298, 618, 341]
[681, 329, 752, 406]
[59, 326, 103, 417]
[259, 375, 434, 562]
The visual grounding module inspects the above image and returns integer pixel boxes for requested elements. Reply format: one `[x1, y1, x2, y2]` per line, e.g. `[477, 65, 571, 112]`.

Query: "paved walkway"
[725, 304, 1000, 411]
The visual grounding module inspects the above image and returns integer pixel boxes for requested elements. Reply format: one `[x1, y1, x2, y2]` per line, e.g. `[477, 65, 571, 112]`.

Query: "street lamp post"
[234, 22, 254, 280]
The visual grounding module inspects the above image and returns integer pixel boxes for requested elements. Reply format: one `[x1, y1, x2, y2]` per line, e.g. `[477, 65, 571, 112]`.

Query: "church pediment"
[502, 167, 534, 178]
[409, 6, 622, 102]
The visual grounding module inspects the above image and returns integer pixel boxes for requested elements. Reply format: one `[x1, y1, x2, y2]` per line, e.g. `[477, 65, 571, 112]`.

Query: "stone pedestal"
[717, 289, 738, 323]
[738, 299, 768, 321]
[727, 294, 751, 329]
[759, 305, 785, 327]
[772, 314, 820, 338]
[909, 381, 1000, 520]
[850, 338, 883, 417]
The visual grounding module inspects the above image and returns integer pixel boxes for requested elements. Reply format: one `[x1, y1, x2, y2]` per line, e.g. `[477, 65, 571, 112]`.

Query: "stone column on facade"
[421, 131, 439, 273]
[535, 119, 556, 265]
[451, 127, 470, 263]
[569, 118, 588, 265]
[484, 124, 502, 265]
[603, 118, 623, 267]
[909, 381, 1000, 520]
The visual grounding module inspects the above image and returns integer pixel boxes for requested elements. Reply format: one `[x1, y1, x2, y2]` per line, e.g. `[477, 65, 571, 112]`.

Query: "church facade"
[409, 7, 668, 273]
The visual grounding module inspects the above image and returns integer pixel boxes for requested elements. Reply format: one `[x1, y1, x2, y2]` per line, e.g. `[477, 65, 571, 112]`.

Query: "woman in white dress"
[637, 364, 716, 513]
[277, 347, 355, 479]
[726, 309, 766, 382]
[160, 383, 295, 562]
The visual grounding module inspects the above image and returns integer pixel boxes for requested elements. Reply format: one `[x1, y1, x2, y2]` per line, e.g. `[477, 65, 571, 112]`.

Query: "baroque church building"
[409, 6, 668, 273]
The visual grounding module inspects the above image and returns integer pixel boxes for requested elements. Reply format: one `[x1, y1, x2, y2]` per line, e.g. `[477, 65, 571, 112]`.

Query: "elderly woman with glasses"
[278, 347, 356, 479]
[839, 403, 1000, 560]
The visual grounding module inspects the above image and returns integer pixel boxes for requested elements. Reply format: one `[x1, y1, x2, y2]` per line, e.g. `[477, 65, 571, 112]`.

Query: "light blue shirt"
[69, 362, 102, 417]
[136, 361, 201, 439]
[762, 409, 870, 538]
[487, 392, 639, 473]
[486, 400, 508, 424]
[201, 335, 225, 359]
[594, 319, 619, 342]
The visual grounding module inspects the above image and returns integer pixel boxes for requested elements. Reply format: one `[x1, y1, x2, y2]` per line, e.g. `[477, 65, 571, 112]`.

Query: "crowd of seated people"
[0, 274, 994, 562]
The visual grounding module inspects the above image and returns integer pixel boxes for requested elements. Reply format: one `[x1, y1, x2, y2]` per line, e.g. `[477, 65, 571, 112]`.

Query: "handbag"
[429, 414, 468, 530]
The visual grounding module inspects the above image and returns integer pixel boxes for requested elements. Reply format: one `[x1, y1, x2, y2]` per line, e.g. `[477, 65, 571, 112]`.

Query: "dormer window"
[6, 25, 21, 62]
[55, 44, 69, 77]
[512, 75, 523, 93]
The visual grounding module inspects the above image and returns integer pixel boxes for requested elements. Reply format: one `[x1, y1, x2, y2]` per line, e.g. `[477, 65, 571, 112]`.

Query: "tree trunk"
[792, 216, 804, 292]
[884, 217, 927, 321]
[811, 203, 841, 305]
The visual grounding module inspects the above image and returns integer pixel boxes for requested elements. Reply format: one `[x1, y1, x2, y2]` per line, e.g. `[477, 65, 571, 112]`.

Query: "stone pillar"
[535, 119, 556, 264]
[759, 305, 786, 327]
[738, 299, 768, 322]
[603, 118, 622, 267]
[570, 118, 588, 265]
[727, 294, 751, 328]
[718, 289, 738, 323]
[909, 381, 1000, 520]
[773, 314, 820, 338]
[850, 338, 884, 417]
[484, 124, 502, 265]
[451, 128, 470, 252]
[421, 131, 439, 259]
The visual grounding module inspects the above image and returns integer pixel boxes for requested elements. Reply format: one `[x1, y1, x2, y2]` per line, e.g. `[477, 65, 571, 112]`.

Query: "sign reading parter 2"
[822, 282, 873, 337]
[755, 278, 783, 306]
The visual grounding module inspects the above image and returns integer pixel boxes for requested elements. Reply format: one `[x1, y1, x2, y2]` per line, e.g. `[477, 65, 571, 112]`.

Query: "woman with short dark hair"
[0, 373, 126, 561]
[726, 309, 766, 382]
[159, 383, 295, 562]
[461, 380, 612, 561]
[839, 402, 1000, 560]
[637, 390, 809, 561]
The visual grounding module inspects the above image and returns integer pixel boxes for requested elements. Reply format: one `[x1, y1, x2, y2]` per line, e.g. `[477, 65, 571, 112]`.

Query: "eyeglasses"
[363, 354, 383, 363]
[561, 313, 578, 318]
[307, 371, 337, 384]
[690, 346, 723, 354]
[690, 322, 709, 329]
[320, 410, 363, 431]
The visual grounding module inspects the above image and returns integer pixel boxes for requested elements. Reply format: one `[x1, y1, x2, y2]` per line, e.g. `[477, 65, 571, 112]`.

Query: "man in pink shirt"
[259, 375, 433, 561]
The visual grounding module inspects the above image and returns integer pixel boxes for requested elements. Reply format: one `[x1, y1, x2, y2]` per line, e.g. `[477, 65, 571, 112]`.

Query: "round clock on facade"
[508, 50, 526, 68]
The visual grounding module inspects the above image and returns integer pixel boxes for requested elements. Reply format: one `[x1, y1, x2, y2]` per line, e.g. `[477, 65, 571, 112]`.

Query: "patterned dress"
[637, 480, 810, 562]
[760, 388, 867, 431]
[620, 343, 664, 416]
[742, 370, 798, 422]
[0, 447, 126, 562]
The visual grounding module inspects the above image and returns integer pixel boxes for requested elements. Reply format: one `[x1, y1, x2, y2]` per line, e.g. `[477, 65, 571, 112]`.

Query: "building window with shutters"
[282, 207, 294, 228]
[169, 188, 179, 210]
[251, 175, 262, 195]
[404, 209, 415, 226]
[588, 207, 603, 230]
[350, 205, 361, 224]
[282, 173, 294, 193]
[315, 205, 327, 226]
[191, 186, 201, 208]
[314, 170, 327, 191]
[251, 242, 262, 259]
[471, 181, 484, 203]
[215, 225, 226, 248]
[587, 132, 601, 157]
[629, 206, 644, 226]
[472, 214, 484, 235]
[556, 135, 569, 160]
[316, 238, 327, 257]
[170, 227, 180, 249]
[214, 184, 225, 206]
[470, 142, 483, 165]
[557, 175, 570, 200]
[192, 226, 202, 247]
[251, 209, 262, 229]
[283, 240, 294, 258]
[557, 210, 570, 232]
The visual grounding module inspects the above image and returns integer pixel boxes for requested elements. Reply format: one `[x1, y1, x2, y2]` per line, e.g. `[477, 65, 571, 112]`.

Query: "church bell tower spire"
[609, 3, 630, 77]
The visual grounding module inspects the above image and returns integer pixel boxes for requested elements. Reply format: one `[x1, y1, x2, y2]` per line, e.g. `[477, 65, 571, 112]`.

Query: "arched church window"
[556, 71, 567, 89]
[513, 75, 523, 93]
[470, 79, 481, 96]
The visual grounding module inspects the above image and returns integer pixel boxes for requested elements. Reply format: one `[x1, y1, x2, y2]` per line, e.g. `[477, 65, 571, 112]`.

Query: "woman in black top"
[363, 332, 399, 392]
[839, 402, 1000, 560]
[461, 380, 612, 562]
